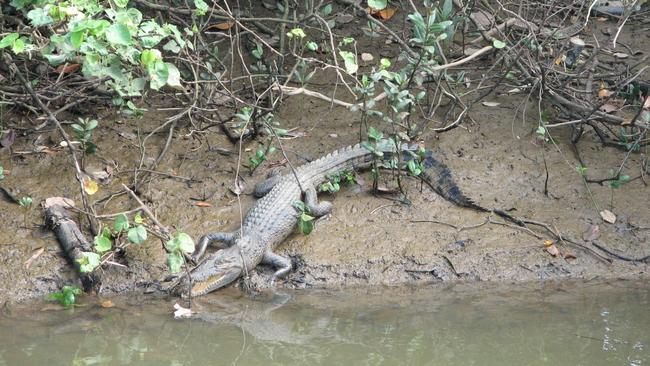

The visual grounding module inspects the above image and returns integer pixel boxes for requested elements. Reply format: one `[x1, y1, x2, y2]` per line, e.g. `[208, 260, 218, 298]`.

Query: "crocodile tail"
[419, 153, 488, 212]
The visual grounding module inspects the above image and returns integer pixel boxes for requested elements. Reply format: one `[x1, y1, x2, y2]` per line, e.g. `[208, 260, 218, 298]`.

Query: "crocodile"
[177, 143, 489, 297]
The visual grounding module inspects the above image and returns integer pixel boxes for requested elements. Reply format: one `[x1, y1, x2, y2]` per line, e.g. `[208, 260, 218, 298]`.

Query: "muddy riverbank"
[0, 89, 648, 303]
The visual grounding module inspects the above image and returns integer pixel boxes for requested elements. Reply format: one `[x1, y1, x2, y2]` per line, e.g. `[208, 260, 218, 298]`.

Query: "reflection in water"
[0, 281, 648, 366]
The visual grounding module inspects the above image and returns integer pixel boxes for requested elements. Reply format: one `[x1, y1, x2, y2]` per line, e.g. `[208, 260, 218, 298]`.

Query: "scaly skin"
[179, 144, 481, 297]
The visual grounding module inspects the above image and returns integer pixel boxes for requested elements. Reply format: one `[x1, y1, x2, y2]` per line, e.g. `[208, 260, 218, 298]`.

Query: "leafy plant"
[319, 170, 357, 193]
[293, 200, 315, 235]
[7, 0, 190, 99]
[79, 213, 148, 273]
[18, 196, 32, 208]
[164, 233, 195, 274]
[47, 285, 82, 307]
[249, 145, 276, 172]
[71, 118, 98, 168]
[609, 173, 630, 208]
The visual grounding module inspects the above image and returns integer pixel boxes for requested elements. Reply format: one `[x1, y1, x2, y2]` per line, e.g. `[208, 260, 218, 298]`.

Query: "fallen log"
[43, 197, 101, 293]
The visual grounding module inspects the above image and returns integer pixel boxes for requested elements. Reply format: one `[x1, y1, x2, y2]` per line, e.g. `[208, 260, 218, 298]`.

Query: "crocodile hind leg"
[262, 251, 292, 285]
[193, 231, 237, 262]
[254, 170, 282, 197]
[303, 186, 333, 217]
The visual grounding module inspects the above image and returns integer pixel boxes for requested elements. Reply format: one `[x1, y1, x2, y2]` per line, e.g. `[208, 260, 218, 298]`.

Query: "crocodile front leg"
[304, 186, 332, 217]
[193, 231, 237, 262]
[254, 171, 282, 197]
[262, 251, 292, 284]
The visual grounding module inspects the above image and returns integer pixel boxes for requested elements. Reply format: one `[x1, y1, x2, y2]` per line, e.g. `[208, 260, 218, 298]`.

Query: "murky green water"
[0, 280, 648, 365]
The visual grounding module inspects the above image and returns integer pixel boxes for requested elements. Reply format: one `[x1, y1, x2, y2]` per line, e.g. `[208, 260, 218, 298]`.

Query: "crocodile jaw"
[190, 266, 242, 296]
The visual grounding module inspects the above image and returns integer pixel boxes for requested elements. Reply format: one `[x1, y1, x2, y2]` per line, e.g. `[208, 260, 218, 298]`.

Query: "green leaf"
[293, 200, 307, 212]
[492, 39, 506, 49]
[0, 33, 19, 49]
[338, 50, 358, 74]
[298, 213, 315, 235]
[12, 38, 26, 54]
[193, 0, 208, 15]
[167, 251, 184, 273]
[77, 252, 101, 273]
[165, 62, 182, 89]
[127, 225, 147, 244]
[70, 30, 85, 49]
[176, 233, 194, 253]
[140, 49, 161, 68]
[114, 213, 129, 232]
[379, 58, 391, 69]
[148, 60, 169, 90]
[320, 4, 332, 16]
[368, 0, 387, 10]
[85, 119, 98, 131]
[106, 23, 133, 46]
[306, 41, 318, 51]
[27, 8, 53, 26]
[287, 28, 307, 39]
[114, 0, 129, 7]
[134, 213, 143, 224]
[367, 126, 383, 141]
[536, 126, 546, 136]
[94, 235, 112, 253]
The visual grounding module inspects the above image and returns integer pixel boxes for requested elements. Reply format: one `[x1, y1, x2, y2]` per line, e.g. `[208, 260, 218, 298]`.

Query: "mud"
[0, 18, 648, 303]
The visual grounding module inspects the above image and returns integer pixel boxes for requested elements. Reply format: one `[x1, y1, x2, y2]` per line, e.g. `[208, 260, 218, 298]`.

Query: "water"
[0, 280, 648, 365]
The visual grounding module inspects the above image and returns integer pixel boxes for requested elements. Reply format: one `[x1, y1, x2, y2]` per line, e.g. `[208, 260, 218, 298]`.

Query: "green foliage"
[293, 200, 315, 235]
[18, 196, 33, 208]
[249, 146, 276, 172]
[338, 50, 358, 74]
[71, 118, 98, 156]
[492, 39, 506, 49]
[114, 213, 129, 232]
[7, 0, 191, 98]
[319, 170, 357, 193]
[94, 235, 112, 253]
[0, 33, 33, 54]
[368, 0, 388, 10]
[575, 165, 588, 177]
[47, 285, 82, 307]
[77, 251, 101, 272]
[164, 233, 194, 273]
[0, 166, 4, 180]
[609, 174, 630, 189]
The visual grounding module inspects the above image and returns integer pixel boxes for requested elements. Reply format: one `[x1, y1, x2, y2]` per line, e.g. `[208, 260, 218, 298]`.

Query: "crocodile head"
[180, 245, 244, 297]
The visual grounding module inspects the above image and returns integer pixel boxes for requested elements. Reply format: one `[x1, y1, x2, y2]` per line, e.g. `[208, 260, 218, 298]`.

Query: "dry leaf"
[564, 252, 577, 260]
[361, 53, 374, 62]
[83, 177, 99, 195]
[0, 129, 16, 148]
[600, 209, 616, 224]
[101, 300, 115, 308]
[205, 22, 234, 31]
[55, 63, 81, 74]
[612, 52, 628, 59]
[597, 88, 611, 98]
[193, 201, 212, 207]
[24, 247, 45, 269]
[367, 7, 396, 20]
[582, 224, 600, 241]
[482, 101, 500, 107]
[173, 303, 193, 319]
[545, 243, 560, 257]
